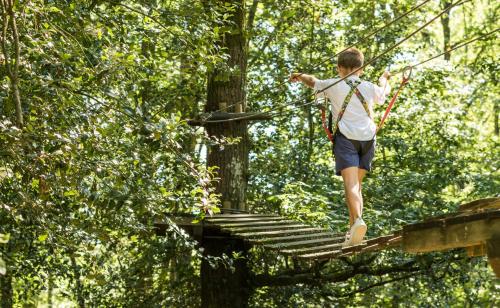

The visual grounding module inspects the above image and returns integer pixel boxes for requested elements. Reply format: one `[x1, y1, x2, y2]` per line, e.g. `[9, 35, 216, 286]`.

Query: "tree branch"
[1, 0, 23, 127]
[251, 259, 419, 287]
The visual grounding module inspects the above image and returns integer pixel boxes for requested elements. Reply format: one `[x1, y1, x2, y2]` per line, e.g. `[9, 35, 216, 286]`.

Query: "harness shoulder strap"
[344, 79, 372, 119]
[329, 79, 361, 137]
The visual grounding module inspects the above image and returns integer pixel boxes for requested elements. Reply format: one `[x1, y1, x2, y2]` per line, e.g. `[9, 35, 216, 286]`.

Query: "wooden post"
[466, 244, 486, 257]
[487, 235, 500, 278]
[223, 200, 232, 209]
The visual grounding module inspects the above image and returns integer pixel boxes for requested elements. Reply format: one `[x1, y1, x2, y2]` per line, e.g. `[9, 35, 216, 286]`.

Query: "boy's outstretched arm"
[289, 73, 317, 88]
[374, 71, 392, 104]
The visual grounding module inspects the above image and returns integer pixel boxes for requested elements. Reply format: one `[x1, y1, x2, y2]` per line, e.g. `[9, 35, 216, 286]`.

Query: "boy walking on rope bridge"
[290, 48, 391, 246]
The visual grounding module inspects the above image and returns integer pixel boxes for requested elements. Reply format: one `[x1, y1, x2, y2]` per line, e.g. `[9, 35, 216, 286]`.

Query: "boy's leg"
[357, 169, 367, 217]
[341, 166, 363, 226]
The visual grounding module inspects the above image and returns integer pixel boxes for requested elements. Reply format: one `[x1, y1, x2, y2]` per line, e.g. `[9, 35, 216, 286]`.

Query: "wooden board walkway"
[199, 214, 402, 260]
[161, 197, 500, 276]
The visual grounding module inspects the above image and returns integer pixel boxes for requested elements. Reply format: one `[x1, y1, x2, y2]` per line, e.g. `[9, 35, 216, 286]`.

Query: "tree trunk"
[205, 0, 248, 211]
[440, 1, 452, 60]
[0, 271, 13, 308]
[200, 236, 250, 308]
[202, 0, 251, 306]
[1, 0, 23, 127]
[48, 271, 53, 308]
[70, 256, 85, 308]
[494, 102, 499, 136]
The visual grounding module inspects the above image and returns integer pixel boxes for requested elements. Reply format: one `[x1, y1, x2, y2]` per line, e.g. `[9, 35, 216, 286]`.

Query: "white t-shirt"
[314, 75, 390, 141]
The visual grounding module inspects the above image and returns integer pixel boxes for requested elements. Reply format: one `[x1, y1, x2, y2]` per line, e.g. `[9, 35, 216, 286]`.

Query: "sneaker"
[346, 218, 367, 246]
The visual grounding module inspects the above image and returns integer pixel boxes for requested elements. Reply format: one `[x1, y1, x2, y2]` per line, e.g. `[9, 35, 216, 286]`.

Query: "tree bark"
[440, 1, 452, 60]
[70, 256, 85, 308]
[0, 271, 13, 308]
[200, 236, 250, 308]
[48, 271, 53, 308]
[205, 0, 249, 211]
[202, 2, 251, 306]
[0, 0, 23, 127]
[495, 101, 499, 136]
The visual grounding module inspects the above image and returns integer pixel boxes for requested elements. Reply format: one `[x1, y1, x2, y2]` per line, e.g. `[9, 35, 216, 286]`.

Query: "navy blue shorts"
[333, 132, 375, 176]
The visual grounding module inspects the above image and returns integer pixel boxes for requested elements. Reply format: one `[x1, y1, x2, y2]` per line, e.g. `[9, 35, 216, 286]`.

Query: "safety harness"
[318, 67, 412, 145]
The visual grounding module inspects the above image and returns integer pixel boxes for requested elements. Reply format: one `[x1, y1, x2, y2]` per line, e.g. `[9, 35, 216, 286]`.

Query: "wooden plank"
[296, 249, 342, 260]
[459, 197, 500, 212]
[205, 217, 287, 223]
[466, 244, 486, 257]
[253, 232, 341, 244]
[341, 242, 367, 254]
[361, 243, 382, 253]
[208, 220, 296, 228]
[223, 224, 308, 233]
[403, 216, 500, 253]
[207, 214, 280, 219]
[384, 236, 403, 248]
[232, 228, 324, 239]
[403, 209, 500, 233]
[365, 234, 395, 246]
[281, 243, 344, 255]
[265, 237, 344, 250]
[362, 236, 403, 253]
[487, 235, 500, 278]
[445, 209, 500, 225]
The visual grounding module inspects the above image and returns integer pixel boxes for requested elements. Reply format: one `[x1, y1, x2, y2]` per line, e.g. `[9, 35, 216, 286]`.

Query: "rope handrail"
[196, 0, 479, 124]
[205, 0, 433, 115]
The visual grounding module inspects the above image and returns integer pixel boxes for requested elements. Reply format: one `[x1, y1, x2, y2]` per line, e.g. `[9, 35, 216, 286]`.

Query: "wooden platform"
[161, 197, 500, 276]
[196, 214, 402, 260]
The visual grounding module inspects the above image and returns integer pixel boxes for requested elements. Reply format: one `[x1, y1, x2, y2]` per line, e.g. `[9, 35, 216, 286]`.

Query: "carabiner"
[402, 65, 413, 84]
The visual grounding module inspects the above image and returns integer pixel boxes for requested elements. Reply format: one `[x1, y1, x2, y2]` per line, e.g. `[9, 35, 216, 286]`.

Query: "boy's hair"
[338, 48, 364, 69]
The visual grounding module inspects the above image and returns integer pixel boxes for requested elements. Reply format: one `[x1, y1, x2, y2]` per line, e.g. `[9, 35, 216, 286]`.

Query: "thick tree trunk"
[0, 271, 13, 308]
[201, 236, 250, 308]
[205, 0, 248, 211]
[202, 1, 251, 306]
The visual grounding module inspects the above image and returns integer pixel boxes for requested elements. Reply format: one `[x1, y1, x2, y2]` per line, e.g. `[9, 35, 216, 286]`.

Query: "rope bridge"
[160, 197, 500, 276]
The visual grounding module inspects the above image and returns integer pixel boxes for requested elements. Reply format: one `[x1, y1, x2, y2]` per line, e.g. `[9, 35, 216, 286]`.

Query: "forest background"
[0, 0, 498, 306]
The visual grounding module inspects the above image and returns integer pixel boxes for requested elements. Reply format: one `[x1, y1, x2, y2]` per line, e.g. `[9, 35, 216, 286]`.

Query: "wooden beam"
[281, 243, 344, 255]
[206, 213, 280, 219]
[232, 227, 324, 239]
[403, 212, 500, 253]
[205, 218, 286, 224]
[465, 244, 486, 257]
[265, 237, 344, 250]
[296, 249, 342, 260]
[253, 232, 340, 244]
[459, 197, 500, 212]
[207, 220, 292, 227]
[487, 235, 500, 278]
[224, 224, 308, 233]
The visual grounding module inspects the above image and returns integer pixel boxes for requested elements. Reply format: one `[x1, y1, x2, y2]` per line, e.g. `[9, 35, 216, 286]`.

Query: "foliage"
[0, 0, 498, 306]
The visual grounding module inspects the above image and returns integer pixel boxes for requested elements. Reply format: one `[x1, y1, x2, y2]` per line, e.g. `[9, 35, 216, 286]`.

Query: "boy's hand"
[382, 71, 391, 79]
[289, 73, 303, 83]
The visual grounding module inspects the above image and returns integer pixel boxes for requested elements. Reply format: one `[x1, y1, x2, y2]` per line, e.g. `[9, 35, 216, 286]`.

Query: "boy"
[289, 47, 391, 246]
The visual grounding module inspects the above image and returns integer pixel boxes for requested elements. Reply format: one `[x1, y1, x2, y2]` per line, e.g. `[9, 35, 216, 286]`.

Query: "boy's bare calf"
[341, 167, 367, 227]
